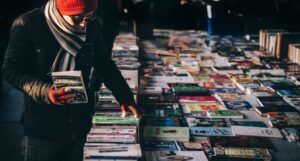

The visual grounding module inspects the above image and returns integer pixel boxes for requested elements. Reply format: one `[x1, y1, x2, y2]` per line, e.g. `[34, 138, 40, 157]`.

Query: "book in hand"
[145, 151, 208, 161]
[51, 71, 88, 104]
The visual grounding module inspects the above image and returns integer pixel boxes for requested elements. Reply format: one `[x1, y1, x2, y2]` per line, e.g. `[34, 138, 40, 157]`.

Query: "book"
[207, 110, 244, 119]
[183, 103, 225, 113]
[231, 121, 267, 127]
[84, 143, 142, 159]
[176, 141, 203, 151]
[190, 127, 234, 137]
[92, 113, 139, 125]
[231, 126, 283, 138]
[142, 141, 178, 151]
[179, 96, 218, 103]
[223, 101, 252, 110]
[210, 136, 273, 148]
[213, 147, 272, 160]
[186, 117, 231, 127]
[143, 126, 190, 142]
[51, 71, 88, 104]
[145, 151, 208, 161]
[143, 117, 180, 127]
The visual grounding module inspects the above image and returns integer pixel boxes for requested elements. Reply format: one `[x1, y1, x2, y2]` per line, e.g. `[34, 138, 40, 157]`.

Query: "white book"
[84, 143, 142, 159]
[51, 71, 88, 104]
[231, 126, 283, 138]
[145, 151, 208, 161]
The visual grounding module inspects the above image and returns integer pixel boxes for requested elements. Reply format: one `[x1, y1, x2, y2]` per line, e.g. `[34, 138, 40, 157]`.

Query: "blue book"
[223, 101, 252, 110]
[142, 140, 178, 151]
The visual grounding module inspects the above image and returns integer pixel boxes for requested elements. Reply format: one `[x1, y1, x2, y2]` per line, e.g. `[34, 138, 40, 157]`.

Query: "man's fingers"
[58, 94, 76, 101]
[121, 105, 127, 118]
[128, 106, 139, 118]
[55, 88, 72, 95]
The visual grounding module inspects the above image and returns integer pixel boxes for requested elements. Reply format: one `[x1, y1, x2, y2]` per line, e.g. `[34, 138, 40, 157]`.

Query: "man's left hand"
[120, 104, 139, 118]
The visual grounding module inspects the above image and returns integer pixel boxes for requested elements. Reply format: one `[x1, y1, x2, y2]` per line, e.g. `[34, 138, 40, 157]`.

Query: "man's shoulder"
[13, 8, 45, 29]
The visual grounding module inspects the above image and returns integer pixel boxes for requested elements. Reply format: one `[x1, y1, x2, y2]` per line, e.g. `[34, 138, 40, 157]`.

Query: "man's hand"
[120, 104, 139, 118]
[48, 86, 76, 105]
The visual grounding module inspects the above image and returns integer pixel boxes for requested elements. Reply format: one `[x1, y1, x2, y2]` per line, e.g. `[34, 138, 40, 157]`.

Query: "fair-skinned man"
[2, 0, 139, 161]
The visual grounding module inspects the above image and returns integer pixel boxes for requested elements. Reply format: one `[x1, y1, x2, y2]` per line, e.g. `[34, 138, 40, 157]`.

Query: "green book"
[173, 86, 207, 92]
[208, 110, 243, 119]
[143, 126, 190, 141]
[92, 114, 139, 125]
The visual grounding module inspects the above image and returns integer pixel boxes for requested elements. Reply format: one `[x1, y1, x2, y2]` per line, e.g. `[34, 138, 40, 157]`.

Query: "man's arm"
[93, 23, 135, 106]
[2, 16, 52, 104]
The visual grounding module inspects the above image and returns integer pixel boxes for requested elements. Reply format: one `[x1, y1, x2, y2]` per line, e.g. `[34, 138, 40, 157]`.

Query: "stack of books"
[259, 29, 300, 60]
[84, 33, 142, 161]
[112, 33, 140, 92]
[288, 44, 300, 65]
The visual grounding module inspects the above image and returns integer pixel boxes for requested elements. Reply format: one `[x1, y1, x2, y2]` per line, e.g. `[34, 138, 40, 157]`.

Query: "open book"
[51, 71, 88, 104]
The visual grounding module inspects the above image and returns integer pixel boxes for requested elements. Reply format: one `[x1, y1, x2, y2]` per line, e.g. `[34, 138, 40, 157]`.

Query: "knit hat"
[56, 0, 99, 16]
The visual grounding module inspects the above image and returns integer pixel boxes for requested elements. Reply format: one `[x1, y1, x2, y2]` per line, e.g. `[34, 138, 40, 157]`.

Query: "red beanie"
[56, 0, 99, 16]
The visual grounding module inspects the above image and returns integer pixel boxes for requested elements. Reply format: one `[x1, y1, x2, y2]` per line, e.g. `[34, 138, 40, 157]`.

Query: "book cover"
[190, 127, 234, 137]
[143, 126, 190, 141]
[223, 101, 252, 110]
[186, 117, 231, 127]
[208, 110, 244, 119]
[143, 117, 180, 127]
[145, 151, 208, 161]
[213, 147, 272, 160]
[51, 71, 88, 104]
[231, 126, 283, 138]
[92, 113, 139, 125]
[142, 141, 178, 151]
[84, 143, 142, 159]
[176, 141, 203, 151]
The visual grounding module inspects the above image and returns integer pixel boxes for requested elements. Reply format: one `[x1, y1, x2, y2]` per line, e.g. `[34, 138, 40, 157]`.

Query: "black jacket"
[2, 8, 135, 140]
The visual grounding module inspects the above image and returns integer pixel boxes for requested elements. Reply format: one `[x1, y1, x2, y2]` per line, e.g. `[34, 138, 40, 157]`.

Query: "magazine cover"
[145, 151, 208, 161]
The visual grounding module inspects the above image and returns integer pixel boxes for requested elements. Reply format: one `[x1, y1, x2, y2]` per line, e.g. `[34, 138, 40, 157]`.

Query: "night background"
[1, 0, 300, 160]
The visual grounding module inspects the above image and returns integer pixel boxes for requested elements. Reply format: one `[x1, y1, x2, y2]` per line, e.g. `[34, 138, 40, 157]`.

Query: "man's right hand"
[48, 86, 76, 105]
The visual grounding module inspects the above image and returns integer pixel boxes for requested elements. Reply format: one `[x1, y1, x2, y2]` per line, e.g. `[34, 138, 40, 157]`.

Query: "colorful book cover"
[208, 110, 243, 119]
[213, 147, 272, 160]
[92, 114, 139, 125]
[179, 96, 218, 103]
[223, 101, 252, 110]
[176, 141, 203, 151]
[186, 117, 231, 127]
[190, 127, 234, 137]
[185, 103, 225, 112]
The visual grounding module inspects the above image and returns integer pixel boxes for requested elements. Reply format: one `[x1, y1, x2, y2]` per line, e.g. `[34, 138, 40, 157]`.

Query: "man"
[2, 0, 139, 161]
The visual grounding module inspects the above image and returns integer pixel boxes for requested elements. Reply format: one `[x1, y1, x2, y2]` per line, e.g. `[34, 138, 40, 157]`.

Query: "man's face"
[63, 11, 95, 30]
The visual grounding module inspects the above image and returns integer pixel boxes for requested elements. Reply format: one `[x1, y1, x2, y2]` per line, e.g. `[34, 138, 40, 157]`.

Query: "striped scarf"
[44, 0, 86, 71]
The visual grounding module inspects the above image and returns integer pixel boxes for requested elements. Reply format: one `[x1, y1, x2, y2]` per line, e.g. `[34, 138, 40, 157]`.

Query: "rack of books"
[87, 29, 300, 160]
[138, 29, 300, 161]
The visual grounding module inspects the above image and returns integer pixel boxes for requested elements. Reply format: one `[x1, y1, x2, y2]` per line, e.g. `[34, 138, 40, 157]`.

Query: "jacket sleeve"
[2, 16, 52, 104]
[93, 25, 135, 106]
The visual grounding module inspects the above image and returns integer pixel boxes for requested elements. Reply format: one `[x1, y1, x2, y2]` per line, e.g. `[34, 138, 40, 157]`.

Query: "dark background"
[1, 0, 300, 161]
